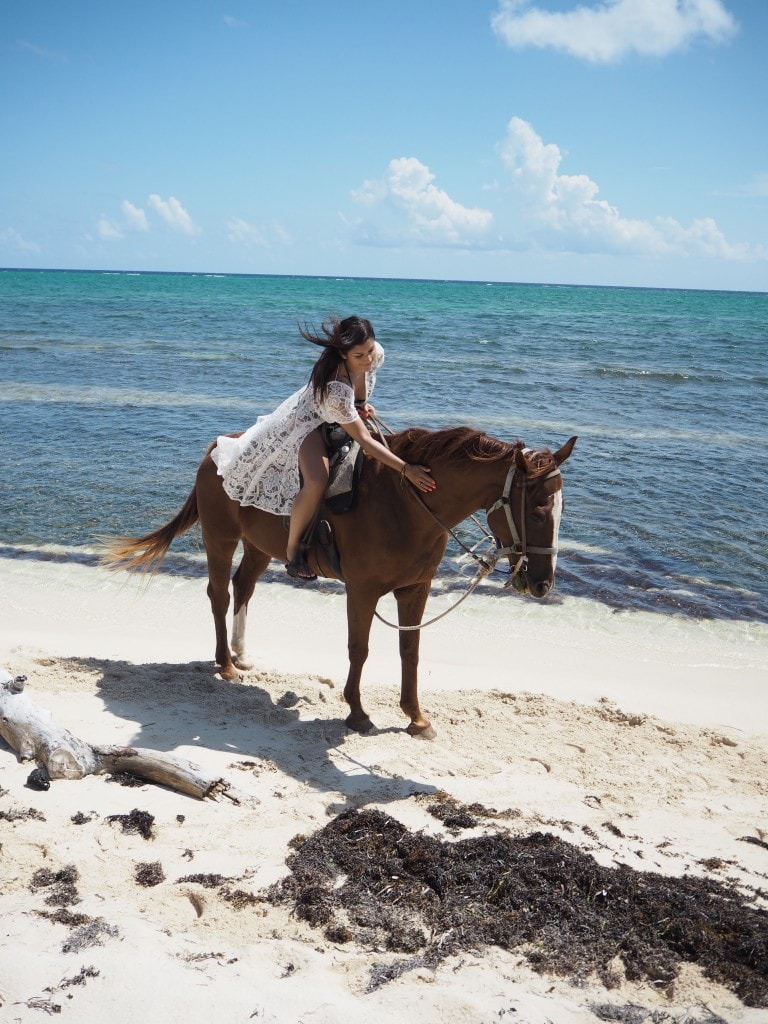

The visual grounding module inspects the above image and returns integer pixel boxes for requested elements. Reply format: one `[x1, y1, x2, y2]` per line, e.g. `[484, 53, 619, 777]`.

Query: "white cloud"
[148, 194, 200, 235]
[227, 217, 267, 246]
[223, 15, 248, 29]
[0, 227, 41, 253]
[655, 214, 753, 259]
[498, 116, 761, 259]
[97, 217, 123, 240]
[227, 217, 292, 246]
[121, 200, 149, 231]
[351, 158, 493, 246]
[345, 121, 763, 264]
[491, 0, 738, 63]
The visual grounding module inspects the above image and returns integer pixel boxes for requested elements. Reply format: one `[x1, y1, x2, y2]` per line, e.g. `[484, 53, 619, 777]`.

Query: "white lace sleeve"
[365, 341, 385, 398]
[319, 381, 358, 424]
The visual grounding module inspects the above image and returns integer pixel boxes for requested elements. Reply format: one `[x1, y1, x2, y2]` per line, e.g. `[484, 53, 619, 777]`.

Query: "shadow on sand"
[54, 655, 437, 810]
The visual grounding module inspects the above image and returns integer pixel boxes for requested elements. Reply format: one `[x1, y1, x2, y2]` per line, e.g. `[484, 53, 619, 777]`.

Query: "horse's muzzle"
[529, 578, 552, 599]
[510, 572, 552, 599]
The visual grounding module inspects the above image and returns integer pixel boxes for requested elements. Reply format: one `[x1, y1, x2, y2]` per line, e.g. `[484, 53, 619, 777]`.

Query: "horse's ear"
[515, 447, 534, 475]
[553, 436, 577, 467]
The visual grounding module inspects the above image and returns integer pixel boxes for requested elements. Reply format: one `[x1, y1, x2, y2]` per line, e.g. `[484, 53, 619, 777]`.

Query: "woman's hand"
[357, 401, 376, 420]
[403, 464, 436, 492]
[341, 418, 435, 491]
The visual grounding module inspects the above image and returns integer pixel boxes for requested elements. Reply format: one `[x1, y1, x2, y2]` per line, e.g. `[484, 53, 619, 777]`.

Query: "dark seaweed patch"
[135, 861, 165, 887]
[71, 811, 96, 825]
[30, 865, 80, 908]
[268, 808, 768, 1004]
[176, 872, 227, 888]
[589, 1005, 728, 1024]
[220, 887, 261, 909]
[174, 872, 261, 910]
[739, 836, 768, 852]
[106, 772, 145, 788]
[421, 790, 518, 830]
[35, 908, 94, 927]
[0, 807, 46, 822]
[106, 808, 155, 840]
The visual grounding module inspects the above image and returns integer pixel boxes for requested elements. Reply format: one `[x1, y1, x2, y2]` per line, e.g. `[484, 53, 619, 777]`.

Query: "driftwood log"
[0, 669, 242, 802]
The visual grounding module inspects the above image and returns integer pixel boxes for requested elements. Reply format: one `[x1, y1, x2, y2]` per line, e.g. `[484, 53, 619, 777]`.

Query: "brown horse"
[103, 427, 576, 736]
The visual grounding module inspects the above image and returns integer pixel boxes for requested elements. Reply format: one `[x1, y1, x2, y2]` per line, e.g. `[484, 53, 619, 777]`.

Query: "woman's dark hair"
[301, 315, 376, 399]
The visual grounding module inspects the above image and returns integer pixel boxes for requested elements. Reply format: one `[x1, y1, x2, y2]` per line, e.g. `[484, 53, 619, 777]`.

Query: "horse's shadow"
[60, 656, 436, 809]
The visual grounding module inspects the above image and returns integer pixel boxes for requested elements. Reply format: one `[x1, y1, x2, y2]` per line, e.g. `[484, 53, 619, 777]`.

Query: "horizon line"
[1, 266, 765, 297]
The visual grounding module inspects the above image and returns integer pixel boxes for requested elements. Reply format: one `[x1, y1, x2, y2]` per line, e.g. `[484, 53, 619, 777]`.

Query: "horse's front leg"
[394, 581, 434, 737]
[343, 589, 378, 733]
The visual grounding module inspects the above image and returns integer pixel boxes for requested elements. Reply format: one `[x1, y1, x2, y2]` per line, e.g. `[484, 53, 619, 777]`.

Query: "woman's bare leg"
[287, 428, 329, 563]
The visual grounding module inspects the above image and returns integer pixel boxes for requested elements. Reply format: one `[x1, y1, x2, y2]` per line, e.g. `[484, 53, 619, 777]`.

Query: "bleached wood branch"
[0, 669, 244, 802]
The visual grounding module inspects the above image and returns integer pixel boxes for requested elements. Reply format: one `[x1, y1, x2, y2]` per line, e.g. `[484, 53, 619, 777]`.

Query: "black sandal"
[285, 551, 317, 581]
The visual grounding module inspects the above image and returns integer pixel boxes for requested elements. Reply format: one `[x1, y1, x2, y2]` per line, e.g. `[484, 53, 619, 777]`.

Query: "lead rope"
[367, 414, 506, 632]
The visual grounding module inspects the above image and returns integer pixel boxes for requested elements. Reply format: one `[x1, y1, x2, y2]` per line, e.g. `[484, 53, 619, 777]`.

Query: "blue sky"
[2, 0, 766, 290]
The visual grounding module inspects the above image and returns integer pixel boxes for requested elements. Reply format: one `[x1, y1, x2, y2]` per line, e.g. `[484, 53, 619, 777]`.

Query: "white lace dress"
[211, 343, 384, 513]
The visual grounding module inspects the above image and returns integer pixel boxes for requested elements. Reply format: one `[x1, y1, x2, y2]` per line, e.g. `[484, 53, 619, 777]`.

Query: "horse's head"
[487, 436, 577, 599]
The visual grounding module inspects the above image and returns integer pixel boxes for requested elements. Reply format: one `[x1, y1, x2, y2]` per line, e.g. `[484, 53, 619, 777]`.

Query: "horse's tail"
[99, 484, 200, 575]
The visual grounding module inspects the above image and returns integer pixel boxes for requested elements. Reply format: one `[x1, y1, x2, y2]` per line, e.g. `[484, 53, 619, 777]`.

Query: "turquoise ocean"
[1, 268, 766, 623]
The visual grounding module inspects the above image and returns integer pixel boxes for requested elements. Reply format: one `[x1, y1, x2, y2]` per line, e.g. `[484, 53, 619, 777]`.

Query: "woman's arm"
[342, 417, 435, 492]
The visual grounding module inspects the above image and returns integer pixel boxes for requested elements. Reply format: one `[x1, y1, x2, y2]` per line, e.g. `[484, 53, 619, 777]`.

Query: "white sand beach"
[1, 555, 767, 1023]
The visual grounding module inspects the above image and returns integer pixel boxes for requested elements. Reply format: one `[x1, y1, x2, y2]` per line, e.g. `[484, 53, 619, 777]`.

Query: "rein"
[367, 417, 561, 630]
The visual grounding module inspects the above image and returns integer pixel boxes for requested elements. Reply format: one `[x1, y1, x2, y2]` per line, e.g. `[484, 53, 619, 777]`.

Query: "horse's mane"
[391, 426, 521, 465]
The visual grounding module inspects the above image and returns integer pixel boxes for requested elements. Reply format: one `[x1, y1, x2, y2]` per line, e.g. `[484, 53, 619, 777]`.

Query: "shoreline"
[1, 556, 767, 1023]
[2, 555, 766, 733]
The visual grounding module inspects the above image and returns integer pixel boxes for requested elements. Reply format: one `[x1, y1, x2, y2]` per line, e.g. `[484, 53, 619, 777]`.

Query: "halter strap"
[487, 465, 561, 580]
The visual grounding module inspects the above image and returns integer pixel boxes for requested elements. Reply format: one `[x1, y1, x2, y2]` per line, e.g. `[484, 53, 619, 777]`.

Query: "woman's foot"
[285, 551, 317, 581]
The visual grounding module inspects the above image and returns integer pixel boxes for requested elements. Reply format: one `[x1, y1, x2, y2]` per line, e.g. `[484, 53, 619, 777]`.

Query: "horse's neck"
[429, 456, 503, 526]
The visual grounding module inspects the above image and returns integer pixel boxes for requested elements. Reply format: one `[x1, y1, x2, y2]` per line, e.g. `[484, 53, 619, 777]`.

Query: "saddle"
[321, 423, 364, 515]
[307, 424, 365, 580]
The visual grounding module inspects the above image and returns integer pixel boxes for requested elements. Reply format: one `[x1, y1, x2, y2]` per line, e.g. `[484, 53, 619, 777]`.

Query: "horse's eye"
[532, 505, 549, 525]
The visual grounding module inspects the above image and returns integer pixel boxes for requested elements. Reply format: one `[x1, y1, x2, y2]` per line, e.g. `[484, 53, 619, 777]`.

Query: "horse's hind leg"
[204, 536, 240, 680]
[231, 540, 270, 670]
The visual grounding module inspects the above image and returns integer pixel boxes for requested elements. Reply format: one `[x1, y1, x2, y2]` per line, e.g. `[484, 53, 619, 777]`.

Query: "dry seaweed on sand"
[0, 806, 46, 823]
[135, 861, 165, 887]
[268, 808, 768, 1004]
[106, 771, 146, 788]
[61, 921, 120, 954]
[176, 872, 228, 888]
[589, 1005, 728, 1024]
[105, 808, 155, 839]
[174, 872, 262, 909]
[30, 865, 81, 908]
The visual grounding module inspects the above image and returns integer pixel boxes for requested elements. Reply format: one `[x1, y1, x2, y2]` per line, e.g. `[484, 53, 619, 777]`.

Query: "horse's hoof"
[218, 664, 242, 682]
[233, 656, 253, 671]
[345, 713, 374, 734]
[407, 722, 436, 740]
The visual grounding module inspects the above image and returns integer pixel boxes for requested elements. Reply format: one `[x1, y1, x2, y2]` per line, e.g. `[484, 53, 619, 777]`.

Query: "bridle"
[486, 461, 562, 587]
[400, 450, 562, 586]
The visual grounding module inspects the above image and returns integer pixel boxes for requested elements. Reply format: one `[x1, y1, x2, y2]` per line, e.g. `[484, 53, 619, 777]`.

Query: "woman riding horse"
[211, 315, 435, 580]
